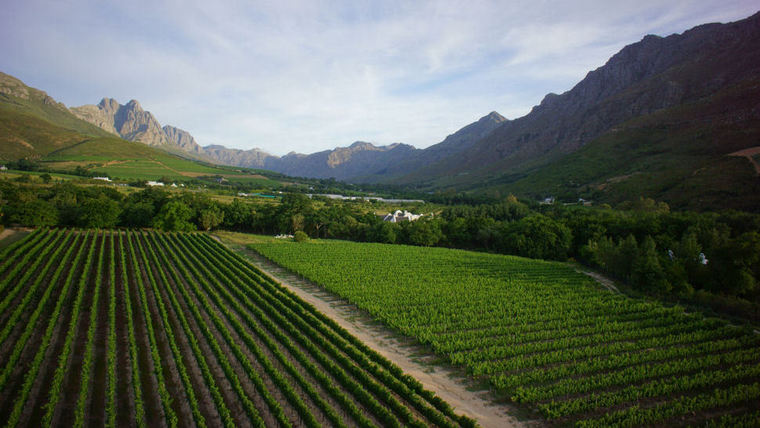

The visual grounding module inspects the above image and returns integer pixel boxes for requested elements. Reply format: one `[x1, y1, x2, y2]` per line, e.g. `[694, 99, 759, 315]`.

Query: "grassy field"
[0, 229, 472, 427]
[251, 238, 760, 426]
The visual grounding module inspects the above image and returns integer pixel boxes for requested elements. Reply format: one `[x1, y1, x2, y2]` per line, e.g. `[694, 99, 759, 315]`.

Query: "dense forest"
[1, 179, 759, 323]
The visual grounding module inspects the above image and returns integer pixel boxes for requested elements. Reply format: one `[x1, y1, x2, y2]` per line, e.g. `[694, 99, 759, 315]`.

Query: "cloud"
[1, 0, 757, 155]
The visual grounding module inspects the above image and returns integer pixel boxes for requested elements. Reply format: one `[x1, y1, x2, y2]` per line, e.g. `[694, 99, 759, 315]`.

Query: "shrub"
[294, 231, 309, 242]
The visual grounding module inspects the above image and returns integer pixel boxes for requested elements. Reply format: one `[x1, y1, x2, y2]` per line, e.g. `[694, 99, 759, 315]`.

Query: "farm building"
[383, 210, 423, 223]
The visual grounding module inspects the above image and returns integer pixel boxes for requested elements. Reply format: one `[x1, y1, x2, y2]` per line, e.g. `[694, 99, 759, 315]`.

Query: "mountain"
[0, 73, 284, 184]
[71, 97, 279, 165]
[163, 125, 204, 155]
[73, 98, 183, 148]
[199, 111, 506, 181]
[202, 145, 273, 168]
[389, 11, 760, 210]
[351, 111, 507, 182]
[263, 141, 417, 180]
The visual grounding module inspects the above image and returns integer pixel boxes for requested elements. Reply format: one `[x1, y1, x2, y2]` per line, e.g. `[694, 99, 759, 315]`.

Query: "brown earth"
[728, 146, 760, 175]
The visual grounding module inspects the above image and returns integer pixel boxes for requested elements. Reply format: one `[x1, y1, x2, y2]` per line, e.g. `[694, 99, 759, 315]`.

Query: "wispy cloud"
[1, 0, 757, 154]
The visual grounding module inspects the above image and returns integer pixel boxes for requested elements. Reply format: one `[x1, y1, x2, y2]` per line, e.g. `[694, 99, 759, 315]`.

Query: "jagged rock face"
[73, 98, 169, 146]
[113, 100, 168, 146]
[71, 99, 118, 134]
[164, 125, 203, 154]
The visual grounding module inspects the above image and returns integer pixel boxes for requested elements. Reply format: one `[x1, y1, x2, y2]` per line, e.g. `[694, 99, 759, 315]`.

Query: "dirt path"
[579, 270, 620, 294]
[0, 228, 14, 242]
[224, 243, 533, 428]
[728, 146, 760, 175]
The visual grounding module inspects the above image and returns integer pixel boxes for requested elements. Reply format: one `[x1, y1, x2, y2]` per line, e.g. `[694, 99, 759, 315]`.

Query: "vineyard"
[251, 240, 760, 427]
[0, 229, 473, 427]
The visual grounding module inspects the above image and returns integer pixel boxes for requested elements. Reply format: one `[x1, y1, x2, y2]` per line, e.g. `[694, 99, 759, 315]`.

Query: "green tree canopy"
[153, 200, 196, 232]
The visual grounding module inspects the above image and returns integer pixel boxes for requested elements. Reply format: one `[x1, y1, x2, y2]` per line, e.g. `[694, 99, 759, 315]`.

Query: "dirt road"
[229, 245, 532, 428]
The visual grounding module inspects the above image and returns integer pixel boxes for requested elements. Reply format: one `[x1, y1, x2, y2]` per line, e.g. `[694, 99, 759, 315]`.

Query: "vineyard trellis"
[252, 239, 760, 427]
[0, 229, 474, 427]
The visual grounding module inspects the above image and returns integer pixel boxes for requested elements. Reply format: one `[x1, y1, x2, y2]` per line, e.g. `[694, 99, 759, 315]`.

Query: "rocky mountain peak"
[125, 99, 141, 108]
[483, 111, 507, 123]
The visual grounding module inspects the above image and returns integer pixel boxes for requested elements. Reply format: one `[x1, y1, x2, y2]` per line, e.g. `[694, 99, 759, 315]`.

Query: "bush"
[294, 231, 309, 242]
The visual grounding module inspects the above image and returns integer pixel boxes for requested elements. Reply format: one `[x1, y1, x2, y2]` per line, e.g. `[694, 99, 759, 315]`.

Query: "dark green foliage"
[152, 200, 196, 232]
[3, 196, 59, 226]
[199, 205, 225, 231]
[402, 218, 443, 247]
[498, 214, 572, 260]
[76, 195, 121, 228]
[120, 201, 156, 228]
[0, 176, 758, 322]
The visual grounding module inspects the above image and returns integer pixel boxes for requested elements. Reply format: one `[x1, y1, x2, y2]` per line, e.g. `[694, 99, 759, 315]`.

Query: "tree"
[153, 200, 195, 232]
[3, 199, 58, 226]
[291, 213, 305, 233]
[403, 218, 443, 247]
[499, 214, 572, 260]
[294, 231, 309, 242]
[369, 221, 398, 244]
[77, 195, 121, 228]
[199, 206, 224, 231]
[120, 201, 156, 228]
[222, 199, 252, 230]
[631, 236, 670, 294]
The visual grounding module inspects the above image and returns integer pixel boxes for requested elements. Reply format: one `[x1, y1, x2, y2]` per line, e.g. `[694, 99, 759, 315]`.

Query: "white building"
[147, 181, 165, 187]
[383, 210, 423, 223]
[93, 176, 111, 182]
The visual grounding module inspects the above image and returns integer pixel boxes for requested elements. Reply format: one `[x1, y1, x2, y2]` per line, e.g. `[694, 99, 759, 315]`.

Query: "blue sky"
[1, 1, 757, 155]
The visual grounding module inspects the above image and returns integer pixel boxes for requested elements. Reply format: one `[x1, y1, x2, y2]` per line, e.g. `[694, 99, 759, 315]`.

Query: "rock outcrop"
[73, 98, 171, 146]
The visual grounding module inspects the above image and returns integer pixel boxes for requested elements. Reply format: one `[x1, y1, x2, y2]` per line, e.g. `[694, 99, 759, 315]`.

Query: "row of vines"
[0, 229, 473, 427]
[251, 240, 760, 427]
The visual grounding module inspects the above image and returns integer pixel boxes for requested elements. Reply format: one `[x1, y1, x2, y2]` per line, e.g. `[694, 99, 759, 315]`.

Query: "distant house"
[383, 210, 423, 223]
[0, 165, 7, 171]
[93, 176, 111, 182]
[540, 196, 555, 205]
[147, 181, 164, 187]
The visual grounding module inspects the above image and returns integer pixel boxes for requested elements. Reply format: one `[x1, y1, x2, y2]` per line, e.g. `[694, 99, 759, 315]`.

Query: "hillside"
[482, 77, 760, 211]
[394, 12, 760, 210]
[0, 74, 281, 183]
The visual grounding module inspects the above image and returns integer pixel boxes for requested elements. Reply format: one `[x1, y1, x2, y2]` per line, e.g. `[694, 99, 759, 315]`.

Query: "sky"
[1, 1, 758, 155]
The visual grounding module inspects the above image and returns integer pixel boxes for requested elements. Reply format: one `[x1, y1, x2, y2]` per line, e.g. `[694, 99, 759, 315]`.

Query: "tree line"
[1, 179, 758, 322]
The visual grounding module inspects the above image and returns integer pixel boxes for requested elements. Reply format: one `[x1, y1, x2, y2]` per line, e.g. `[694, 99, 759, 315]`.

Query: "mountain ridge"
[394, 11, 760, 188]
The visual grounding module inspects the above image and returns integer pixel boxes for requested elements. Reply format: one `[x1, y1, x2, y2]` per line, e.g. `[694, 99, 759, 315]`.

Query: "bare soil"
[227, 243, 535, 428]
[579, 270, 621, 294]
[728, 146, 760, 175]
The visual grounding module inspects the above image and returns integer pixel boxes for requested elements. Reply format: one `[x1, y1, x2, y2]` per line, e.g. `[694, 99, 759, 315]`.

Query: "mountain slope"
[485, 76, 760, 211]
[73, 98, 177, 147]
[0, 72, 113, 140]
[0, 73, 279, 183]
[399, 11, 760, 191]
[351, 111, 507, 183]
[263, 141, 417, 180]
